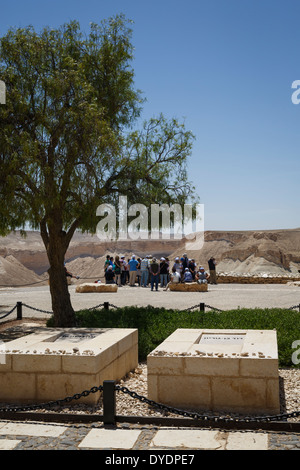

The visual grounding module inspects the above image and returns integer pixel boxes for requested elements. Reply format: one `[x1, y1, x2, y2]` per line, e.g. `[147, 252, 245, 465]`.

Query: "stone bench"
[169, 282, 208, 292]
[75, 283, 118, 293]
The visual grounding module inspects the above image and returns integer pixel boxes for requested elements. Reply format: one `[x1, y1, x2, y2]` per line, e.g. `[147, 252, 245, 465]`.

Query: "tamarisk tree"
[0, 16, 195, 326]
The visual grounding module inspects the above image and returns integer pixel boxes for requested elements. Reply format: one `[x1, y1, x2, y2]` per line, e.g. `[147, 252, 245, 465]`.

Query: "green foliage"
[52, 306, 300, 367]
[0, 16, 197, 325]
[0, 16, 143, 234]
[0, 16, 196, 236]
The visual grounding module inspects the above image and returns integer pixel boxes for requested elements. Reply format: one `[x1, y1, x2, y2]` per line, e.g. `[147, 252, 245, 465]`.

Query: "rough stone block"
[169, 282, 208, 292]
[75, 283, 118, 293]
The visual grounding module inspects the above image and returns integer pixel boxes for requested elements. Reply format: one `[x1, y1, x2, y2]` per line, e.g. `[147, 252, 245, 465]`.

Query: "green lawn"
[48, 306, 300, 367]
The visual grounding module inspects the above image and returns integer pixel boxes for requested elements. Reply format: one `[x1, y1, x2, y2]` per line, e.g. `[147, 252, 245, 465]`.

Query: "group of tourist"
[103, 254, 217, 291]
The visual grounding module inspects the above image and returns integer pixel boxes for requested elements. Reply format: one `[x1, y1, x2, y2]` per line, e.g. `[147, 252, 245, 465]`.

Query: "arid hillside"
[0, 228, 299, 286]
[171, 228, 300, 275]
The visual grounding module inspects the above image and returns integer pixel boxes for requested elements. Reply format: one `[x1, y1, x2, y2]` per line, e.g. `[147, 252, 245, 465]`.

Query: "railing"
[1, 301, 300, 321]
[0, 380, 299, 432]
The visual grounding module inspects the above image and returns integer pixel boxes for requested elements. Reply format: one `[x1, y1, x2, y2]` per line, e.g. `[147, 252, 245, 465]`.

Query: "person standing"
[114, 255, 122, 287]
[129, 255, 139, 286]
[150, 257, 160, 291]
[208, 257, 217, 284]
[140, 256, 149, 287]
[182, 253, 189, 271]
[159, 258, 169, 288]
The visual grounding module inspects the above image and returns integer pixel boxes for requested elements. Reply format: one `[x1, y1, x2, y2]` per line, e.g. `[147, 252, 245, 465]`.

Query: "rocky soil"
[0, 321, 299, 423]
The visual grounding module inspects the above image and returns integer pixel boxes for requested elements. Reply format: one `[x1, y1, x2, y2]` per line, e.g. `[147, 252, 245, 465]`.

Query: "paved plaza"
[0, 282, 300, 321]
[0, 421, 299, 450]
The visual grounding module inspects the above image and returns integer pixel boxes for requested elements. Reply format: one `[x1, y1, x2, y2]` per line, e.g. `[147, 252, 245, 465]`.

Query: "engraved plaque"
[199, 333, 245, 345]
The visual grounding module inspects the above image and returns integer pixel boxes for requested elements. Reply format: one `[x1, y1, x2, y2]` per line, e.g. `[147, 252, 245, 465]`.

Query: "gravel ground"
[0, 319, 299, 424]
[0, 280, 299, 424]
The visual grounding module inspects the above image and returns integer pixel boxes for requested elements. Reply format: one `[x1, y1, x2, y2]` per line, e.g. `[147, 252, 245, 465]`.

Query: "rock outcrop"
[1, 228, 300, 286]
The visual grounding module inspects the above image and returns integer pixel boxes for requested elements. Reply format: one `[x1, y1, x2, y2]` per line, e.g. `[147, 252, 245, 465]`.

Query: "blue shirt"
[184, 271, 193, 282]
[129, 259, 139, 271]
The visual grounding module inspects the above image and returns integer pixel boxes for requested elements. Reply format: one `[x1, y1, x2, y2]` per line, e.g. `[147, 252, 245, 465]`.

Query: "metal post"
[104, 302, 109, 310]
[17, 302, 22, 320]
[200, 303, 205, 312]
[103, 380, 116, 425]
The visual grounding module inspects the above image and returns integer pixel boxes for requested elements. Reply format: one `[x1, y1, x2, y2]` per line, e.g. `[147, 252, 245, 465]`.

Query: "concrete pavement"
[0, 420, 299, 450]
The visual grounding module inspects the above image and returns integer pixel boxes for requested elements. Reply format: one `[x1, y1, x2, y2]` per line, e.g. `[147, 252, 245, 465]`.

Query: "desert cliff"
[0, 228, 299, 286]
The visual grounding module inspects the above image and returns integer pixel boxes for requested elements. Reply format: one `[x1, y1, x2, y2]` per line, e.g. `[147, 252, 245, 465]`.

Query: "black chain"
[182, 304, 201, 312]
[288, 304, 300, 311]
[0, 305, 17, 320]
[204, 304, 224, 312]
[0, 381, 299, 424]
[116, 385, 300, 423]
[1, 302, 299, 318]
[85, 303, 105, 311]
[0, 385, 103, 413]
[22, 303, 53, 315]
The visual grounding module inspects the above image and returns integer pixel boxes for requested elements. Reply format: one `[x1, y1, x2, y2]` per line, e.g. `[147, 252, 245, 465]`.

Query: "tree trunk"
[42, 224, 77, 327]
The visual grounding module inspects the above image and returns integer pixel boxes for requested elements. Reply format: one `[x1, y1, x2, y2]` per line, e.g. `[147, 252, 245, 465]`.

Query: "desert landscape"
[0, 228, 300, 287]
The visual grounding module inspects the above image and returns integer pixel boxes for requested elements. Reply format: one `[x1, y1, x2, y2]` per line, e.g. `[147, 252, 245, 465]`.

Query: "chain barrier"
[0, 305, 17, 320]
[288, 304, 300, 311]
[0, 385, 104, 413]
[85, 303, 105, 311]
[203, 304, 224, 312]
[0, 381, 299, 425]
[1, 301, 299, 320]
[116, 385, 300, 423]
[21, 303, 54, 315]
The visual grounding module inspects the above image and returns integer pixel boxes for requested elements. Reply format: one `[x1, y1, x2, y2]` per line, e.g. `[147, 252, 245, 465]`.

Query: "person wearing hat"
[196, 266, 209, 284]
[105, 265, 115, 284]
[183, 267, 193, 283]
[173, 257, 182, 276]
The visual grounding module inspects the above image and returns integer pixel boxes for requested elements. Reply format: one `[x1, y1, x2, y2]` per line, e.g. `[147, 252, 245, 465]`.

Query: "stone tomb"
[148, 329, 280, 414]
[0, 328, 138, 404]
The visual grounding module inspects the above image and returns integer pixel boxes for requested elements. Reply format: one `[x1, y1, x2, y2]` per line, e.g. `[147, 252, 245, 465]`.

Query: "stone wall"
[216, 274, 300, 284]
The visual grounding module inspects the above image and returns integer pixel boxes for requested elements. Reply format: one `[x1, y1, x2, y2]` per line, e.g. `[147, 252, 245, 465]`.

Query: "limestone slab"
[79, 429, 142, 449]
[0, 439, 21, 450]
[148, 328, 280, 414]
[0, 327, 138, 404]
[150, 429, 227, 450]
[225, 432, 268, 450]
[0, 422, 67, 437]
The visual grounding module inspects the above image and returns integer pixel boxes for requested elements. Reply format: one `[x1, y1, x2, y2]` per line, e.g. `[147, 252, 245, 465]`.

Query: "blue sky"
[1, 0, 299, 231]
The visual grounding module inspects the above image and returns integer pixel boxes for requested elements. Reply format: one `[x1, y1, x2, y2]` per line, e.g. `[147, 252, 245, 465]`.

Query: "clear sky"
[1, 0, 299, 231]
